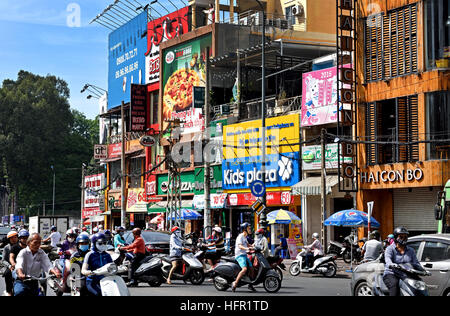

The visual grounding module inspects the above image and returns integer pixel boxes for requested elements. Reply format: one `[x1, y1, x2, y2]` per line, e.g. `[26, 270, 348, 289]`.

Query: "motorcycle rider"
[14, 233, 62, 296]
[70, 234, 91, 296]
[254, 228, 269, 258]
[119, 227, 146, 287]
[9, 230, 30, 274]
[361, 230, 383, 262]
[2, 231, 18, 296]
[81, 232, 113, 296]
[205, 226, 224, 271]
[383, 227, 426, 296]
[231, 222, 256, 292]
[59, 229, 78, 278]
[304, 232, 323, 269]
[114, 226, 126, 250]
[42, 226, 61, 249]
[167, 226, 184, 285]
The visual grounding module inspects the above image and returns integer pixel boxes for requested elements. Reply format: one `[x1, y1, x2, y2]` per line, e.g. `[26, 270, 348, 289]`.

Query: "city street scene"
[0, 0, 449, 301]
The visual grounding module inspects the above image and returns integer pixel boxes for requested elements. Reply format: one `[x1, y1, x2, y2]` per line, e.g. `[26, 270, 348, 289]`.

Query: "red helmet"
[256, 228, 264, 235]
[171, 226, 180, 233]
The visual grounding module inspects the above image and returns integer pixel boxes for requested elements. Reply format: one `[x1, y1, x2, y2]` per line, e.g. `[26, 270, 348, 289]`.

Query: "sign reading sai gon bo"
[222, 114, 301, 191]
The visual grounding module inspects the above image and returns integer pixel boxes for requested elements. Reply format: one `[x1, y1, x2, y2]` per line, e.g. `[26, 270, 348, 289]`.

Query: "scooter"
[160, 248, 205, 285]
[327, 240, 345, 258]
[372, 263, 430, 296]
[93, 263, 130, 296]
[48, 256, 73, 296]
[266, 255, 286, 281]
[342, 235, 364, 264]
[289, 247, 337, 278]
[212, 247, 282, 293]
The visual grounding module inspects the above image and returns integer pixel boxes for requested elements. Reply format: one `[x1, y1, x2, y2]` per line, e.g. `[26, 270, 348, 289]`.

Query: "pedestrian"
[2, 231, 18, 296]
[167, 226, 184, 285]
[13, 233, 62, 296]
[119, 228, 146, 287]
[274, 234, 288, 257]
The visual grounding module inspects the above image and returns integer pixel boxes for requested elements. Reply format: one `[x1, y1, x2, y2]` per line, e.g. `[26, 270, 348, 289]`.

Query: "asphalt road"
[0, 262, 352, 297]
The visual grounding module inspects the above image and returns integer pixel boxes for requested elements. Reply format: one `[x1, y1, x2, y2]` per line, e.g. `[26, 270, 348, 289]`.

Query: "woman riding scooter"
[81, 232, 113, 296]
[69, 234, 91, 296]
[304, 232, 323, 269]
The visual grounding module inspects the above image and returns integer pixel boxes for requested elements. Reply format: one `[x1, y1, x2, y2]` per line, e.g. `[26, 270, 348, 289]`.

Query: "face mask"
[396, 237, 408, 246]
[119, 232, 124, 236]
[79, 244, 90, 252]
[96, 242, 107, 252]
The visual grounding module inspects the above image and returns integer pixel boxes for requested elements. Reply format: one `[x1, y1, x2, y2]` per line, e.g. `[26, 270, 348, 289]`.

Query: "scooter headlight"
[107, 264, 118, 274]
[406, 279, 426, 291]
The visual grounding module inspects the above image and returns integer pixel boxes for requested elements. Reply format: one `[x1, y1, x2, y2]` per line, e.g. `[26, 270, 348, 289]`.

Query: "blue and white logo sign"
[108, 11, 147, 110]
[222, 152, 300, 190]
[250, 180, 266, 198]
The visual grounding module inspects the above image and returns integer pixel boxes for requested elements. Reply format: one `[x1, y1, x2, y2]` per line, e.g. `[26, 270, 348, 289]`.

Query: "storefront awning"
[291, 175, 340, 196]
[89, 215, 105, 223]
[147, 200, 193, 214]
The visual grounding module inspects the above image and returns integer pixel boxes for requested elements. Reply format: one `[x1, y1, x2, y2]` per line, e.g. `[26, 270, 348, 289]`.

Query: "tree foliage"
[0, 71, 99, 217]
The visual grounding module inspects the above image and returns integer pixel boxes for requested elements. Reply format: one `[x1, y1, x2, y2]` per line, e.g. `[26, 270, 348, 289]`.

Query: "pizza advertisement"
[162, 34, 212, 134]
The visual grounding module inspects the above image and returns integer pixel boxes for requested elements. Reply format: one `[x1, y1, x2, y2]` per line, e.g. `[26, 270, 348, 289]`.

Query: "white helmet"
[213, 227, 222, 233]
[312, 232, 319, 239]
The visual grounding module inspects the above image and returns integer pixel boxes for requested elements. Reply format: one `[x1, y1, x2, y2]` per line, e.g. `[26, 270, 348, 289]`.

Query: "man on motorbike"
[231, 222, 256, 292]
[2, 231, 18, 296]
[9, 230, 30, 274]
[254, 228, 269, 258]
[167, 226, 184, 285]
[362, 230, 383, 262]
[114, 226, 126, 250]
[205, 226, 225, 271]
[42, 226, 61, 249]
[383, 227, 426, 296]
[14, 233, 62, 296]
[81, 232, 113, 296]
[119, 227, 146, 287]
[70, 234, 91, 296]
[304, 232, 323, 269]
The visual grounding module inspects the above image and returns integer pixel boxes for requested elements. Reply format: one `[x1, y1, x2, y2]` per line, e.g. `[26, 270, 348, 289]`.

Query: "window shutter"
[365, 14, 383, 82]
[408, 95, 419, 161]
[366, 102, 378, 165]
[397, 97, 408, 162]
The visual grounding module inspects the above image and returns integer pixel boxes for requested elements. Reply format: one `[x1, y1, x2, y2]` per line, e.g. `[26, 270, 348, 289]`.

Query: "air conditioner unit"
[239, 17, 248, 26]
[276, 18, 289, 29]
[291, 4, 305, 17]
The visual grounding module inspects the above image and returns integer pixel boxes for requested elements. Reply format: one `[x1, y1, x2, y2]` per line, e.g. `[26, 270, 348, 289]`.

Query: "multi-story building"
[356, 0, 450, 238]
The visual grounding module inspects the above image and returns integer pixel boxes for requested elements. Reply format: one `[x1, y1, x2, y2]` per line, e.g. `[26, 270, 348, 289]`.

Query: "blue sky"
[0, 0, 121, 119]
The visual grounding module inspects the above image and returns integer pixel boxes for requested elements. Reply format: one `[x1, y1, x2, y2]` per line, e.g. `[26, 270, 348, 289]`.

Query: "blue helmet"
[91, 232, 106, 251]
[18, 229, 30, 239]
[76, 234, 90, 244]
[240, 222, 251, 231]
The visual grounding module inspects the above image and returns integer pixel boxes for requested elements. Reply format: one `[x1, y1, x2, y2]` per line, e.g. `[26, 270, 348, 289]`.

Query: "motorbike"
[289, 247, 337, 278]
[112, 249, 164, 287]
[48, 248, 76, 296]
[20, 274, 52, 296]
[342, 235, 364, 264]
[160, 248, 205, 285]
[212, 247, 282, 293]
[327, 240, 345, 258]
[88, 263, 130, 296]
[372, 263, 430, 296]
[266, 255, 286, 281]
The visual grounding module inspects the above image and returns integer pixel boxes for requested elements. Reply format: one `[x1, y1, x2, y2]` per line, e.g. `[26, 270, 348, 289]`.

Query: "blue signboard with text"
[222, 152, 300, 191]
[108, 11, 147, 110]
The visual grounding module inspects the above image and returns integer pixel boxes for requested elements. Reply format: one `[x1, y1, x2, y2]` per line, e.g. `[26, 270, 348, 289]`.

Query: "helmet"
[213, 227, 222, 233]
[393, 227, 409, 246]
[91, 233, 106, 251]
[312, 232, 320, 239]
[7, 231, 18, 239]
[76, 234, 90, 244]
[104, 230, 112, 238]
[387, 234, 394, 239]
[132, 228, 141, 236]
[240, 222, 251, 231]
[255, 228, 264, 235]
[116, 226, 125, 233]
[93, 227, 99, 233]
[50, 226, 57, 232]
[171, 226, 180, 233]
[81, 226, 87, 232]
[66, 229, 77, 239]
[18, 230, 29, 239]
[371, 230, 380, 240]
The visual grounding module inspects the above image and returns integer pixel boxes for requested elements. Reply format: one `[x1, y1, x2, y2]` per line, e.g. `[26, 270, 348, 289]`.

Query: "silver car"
[351, 234, 450, 296]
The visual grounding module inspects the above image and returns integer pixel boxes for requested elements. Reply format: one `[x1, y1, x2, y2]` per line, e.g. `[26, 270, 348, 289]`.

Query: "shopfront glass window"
[129, 158, 143, 188]
[426, 0, 450, 69]
[427, 91, 450, 160]
[109, 161, 121, 190]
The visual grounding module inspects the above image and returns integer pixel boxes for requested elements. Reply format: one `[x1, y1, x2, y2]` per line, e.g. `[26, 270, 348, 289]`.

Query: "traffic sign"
[251, 199, 266, 216]
[250, 180, 266, 198]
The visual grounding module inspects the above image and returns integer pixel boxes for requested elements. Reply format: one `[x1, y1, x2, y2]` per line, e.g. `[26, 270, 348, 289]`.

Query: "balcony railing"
[219, 10, 306, 32]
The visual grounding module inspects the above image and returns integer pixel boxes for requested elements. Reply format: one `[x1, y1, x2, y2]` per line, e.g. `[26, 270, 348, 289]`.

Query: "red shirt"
[122, 236, 146, 255]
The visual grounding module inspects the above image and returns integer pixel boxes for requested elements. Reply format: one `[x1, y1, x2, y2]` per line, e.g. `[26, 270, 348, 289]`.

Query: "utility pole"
[204, 46, 211, 234]
[51, 165, 55, 216]
[43, 200, 45, 216]
[80, 164, 85, 225]
[121, 101, 127, 228]
[321, 128, 327, 247]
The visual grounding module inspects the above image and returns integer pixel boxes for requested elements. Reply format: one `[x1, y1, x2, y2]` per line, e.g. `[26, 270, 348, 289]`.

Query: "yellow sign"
[126, 188, 148, 213]
[223, 113, 300, 160]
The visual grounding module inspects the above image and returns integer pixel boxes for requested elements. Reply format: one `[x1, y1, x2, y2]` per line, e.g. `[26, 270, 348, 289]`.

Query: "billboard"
[145, 7, 189, 87]
[162, 34, 211, 134]
[108, 11, 147, 110]
[302, 143, 353, 170]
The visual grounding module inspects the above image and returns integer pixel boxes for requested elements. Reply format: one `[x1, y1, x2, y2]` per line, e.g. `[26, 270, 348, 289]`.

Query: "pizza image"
[163, 68, 201, 119]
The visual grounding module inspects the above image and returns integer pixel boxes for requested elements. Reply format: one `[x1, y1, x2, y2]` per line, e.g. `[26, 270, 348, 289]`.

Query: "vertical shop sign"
[130, 84, 148, 132]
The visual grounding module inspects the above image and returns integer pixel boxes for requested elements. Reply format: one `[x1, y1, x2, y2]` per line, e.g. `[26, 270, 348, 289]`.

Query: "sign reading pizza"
[162, 34, 211, 134]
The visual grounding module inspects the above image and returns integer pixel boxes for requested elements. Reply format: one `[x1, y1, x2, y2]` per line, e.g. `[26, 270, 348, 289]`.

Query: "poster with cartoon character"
[301, 65, 352, 127]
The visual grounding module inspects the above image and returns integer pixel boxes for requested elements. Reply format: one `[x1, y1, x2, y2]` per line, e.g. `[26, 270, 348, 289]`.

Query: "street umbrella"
[267, 209, 301, 224]
[324, 209, 380, 228]
[150, 213, 164, 224]
[168, 209, 203, 221]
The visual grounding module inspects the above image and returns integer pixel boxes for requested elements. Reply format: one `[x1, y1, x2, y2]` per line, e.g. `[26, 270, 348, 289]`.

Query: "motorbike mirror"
[434, 204, 443, 220]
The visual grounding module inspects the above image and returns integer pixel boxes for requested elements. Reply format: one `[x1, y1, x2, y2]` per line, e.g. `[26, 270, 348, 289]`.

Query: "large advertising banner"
[108, 11, 147, 110]
[145, 7, 189, 87]
[162, 34, 211, 134]
[302, 143, 353, 170]
[222, 114, 300, 191]
[126, 188, 148, 213]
